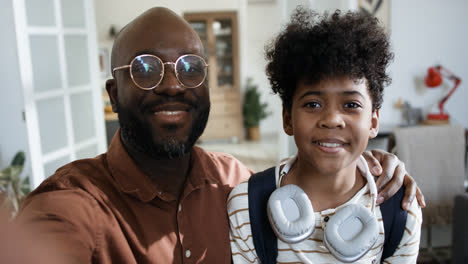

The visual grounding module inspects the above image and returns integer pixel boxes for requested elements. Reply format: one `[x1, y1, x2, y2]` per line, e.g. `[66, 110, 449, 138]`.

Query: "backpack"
[248, 167, 407, 264]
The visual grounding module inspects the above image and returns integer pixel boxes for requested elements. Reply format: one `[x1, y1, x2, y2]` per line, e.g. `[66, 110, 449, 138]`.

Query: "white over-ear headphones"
[267, 155, 379, 263]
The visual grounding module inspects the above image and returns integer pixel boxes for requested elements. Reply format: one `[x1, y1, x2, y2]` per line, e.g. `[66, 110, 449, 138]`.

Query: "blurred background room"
[1, 0, 467, 263]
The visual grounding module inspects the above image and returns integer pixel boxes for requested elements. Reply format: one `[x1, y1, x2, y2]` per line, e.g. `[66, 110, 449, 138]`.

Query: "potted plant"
[242, 78, 270, 141]
[0, 151, 30, 217]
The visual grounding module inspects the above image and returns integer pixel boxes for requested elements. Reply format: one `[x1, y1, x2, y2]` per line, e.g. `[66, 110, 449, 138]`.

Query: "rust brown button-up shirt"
[17, 132, 252, 263]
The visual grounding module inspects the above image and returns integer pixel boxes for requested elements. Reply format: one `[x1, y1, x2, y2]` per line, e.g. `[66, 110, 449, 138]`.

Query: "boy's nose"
[153, 63, 186, 96]
[318, 109, 345, 129]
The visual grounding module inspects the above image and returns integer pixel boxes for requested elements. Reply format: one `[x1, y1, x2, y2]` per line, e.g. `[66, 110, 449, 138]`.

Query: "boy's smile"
[283, 76, 379, 177]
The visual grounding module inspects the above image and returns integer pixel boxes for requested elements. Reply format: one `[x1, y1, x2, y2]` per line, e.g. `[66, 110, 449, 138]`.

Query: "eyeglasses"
[112, 54, 209, 90]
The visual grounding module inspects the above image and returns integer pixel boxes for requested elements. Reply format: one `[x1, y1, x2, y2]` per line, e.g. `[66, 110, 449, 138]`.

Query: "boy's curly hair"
[265, 7, 393, 111]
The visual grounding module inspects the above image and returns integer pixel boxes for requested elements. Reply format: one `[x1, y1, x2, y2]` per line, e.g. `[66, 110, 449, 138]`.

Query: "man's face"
[109, 12, 210, 159]
[283, 77, 379, 175]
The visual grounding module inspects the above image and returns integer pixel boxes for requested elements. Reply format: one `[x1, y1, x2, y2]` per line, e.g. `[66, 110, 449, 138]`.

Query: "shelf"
[216, 54, 233, 59]
[184, 11, 242, 141]
[105, 112, 118, 121]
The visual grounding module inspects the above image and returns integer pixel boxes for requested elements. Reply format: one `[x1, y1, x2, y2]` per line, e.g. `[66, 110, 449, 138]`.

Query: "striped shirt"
[228, 166, 422, 263]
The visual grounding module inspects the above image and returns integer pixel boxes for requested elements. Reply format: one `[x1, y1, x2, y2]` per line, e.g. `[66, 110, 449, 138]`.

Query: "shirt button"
[185, 249, 191, 258]
[178, 204, 182, 212]
[324, 216, 330, 222]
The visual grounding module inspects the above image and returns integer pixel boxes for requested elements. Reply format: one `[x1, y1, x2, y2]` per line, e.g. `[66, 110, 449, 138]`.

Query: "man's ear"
[282, 107, 293, 136]
[369, 109, 379, 139]
[106, 79, 118, 113]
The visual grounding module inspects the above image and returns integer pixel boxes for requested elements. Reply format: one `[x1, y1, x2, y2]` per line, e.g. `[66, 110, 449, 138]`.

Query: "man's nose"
[154, 63, 186, 96]
[317, 108, 345, 129]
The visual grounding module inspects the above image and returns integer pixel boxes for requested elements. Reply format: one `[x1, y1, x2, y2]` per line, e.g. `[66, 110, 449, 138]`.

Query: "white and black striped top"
[228, 157, 422, 264]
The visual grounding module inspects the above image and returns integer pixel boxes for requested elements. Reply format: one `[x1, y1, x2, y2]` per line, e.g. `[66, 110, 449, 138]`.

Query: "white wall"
[244, 1, 284, 138]
[0, 0, 31, 175]
[384, 0, 468, 128]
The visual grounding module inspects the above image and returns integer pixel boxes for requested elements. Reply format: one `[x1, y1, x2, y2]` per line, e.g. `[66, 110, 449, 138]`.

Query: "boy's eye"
[344, 102, 361, 109]
[304, 102, 321, 108]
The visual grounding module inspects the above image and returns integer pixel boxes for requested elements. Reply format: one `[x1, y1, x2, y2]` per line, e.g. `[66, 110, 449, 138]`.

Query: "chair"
[452, 193, 468, 264]
[391, 125, 466, 262]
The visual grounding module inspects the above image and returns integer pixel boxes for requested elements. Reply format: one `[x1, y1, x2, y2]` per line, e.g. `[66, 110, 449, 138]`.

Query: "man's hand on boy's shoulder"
[361, 149, 426, 211]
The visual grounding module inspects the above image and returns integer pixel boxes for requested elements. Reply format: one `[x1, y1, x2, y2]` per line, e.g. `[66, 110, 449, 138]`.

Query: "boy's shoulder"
[228, 166, 276, 202]
[228, 180, 249, 204]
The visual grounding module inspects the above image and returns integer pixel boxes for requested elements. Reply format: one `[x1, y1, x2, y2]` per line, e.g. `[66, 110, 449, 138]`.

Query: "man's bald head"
[111, 7, 203, 72]
[106, 7, 210, 160]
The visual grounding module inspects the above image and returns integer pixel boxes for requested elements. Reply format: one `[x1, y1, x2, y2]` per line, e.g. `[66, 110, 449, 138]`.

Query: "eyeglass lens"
[130, 55, 206, 89]
[131, 56, 163, 89]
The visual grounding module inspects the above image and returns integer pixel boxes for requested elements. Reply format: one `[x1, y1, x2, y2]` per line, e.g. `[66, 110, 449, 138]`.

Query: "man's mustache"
[141, 96, 198, 113]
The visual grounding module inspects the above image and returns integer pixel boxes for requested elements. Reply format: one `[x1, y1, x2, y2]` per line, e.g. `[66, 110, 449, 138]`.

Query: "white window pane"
[76, 144, 98, 159]
[43, 155, 70, 178]
[25, 0, 55, 26]
[30, 35, 62, 92]
[61, 0, 86, 28]
[64, 35, 90, 87]
[37, 97, 68, 154]
[70, 91, 96, 143]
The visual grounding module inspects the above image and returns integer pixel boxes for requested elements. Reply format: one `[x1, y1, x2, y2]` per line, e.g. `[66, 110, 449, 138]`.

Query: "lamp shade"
[425, 67, 443, 88]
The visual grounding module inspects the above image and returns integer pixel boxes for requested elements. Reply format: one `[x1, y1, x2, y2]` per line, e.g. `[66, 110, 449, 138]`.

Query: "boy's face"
[283, 77, 379, 175]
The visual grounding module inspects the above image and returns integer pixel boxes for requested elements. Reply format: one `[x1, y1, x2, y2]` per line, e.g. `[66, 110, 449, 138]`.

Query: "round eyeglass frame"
[112, 54, 209, 90]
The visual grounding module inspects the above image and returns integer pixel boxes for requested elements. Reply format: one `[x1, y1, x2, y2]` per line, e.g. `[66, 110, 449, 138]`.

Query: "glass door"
[13, 0, 105, 188]
[213, 19, 234, 90]
[189, 21, 210, 86]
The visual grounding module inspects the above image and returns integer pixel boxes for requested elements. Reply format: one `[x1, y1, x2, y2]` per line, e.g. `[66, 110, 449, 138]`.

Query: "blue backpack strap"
[380, 186, 408, 261]
[248, 167, 278, 264]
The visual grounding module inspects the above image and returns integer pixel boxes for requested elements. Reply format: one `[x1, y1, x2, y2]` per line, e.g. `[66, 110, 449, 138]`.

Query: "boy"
[228, 8, 422, 263]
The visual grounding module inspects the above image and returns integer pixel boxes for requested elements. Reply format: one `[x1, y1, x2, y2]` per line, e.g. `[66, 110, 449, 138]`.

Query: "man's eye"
[344, 102, 361, 108]
[304, 102, 321, 108]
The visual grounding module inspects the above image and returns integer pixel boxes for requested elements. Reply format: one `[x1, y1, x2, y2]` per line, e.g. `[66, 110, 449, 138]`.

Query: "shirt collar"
[106, 130, 218, 203]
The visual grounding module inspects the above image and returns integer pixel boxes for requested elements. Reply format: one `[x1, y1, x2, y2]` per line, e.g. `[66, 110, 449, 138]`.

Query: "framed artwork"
[359, 0, 390, 31]
[98, 48, 110, 78]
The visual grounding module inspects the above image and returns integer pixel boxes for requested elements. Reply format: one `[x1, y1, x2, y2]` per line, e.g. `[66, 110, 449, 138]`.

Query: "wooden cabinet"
[184, 11, 242, 142]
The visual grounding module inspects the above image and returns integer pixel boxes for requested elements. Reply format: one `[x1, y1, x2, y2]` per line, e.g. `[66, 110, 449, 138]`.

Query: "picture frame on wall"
[359, 0, 390, 31]
[98, 48, 110, 78]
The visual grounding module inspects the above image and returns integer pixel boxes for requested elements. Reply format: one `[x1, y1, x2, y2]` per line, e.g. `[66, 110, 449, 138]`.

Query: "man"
[15, 7, 424, 264]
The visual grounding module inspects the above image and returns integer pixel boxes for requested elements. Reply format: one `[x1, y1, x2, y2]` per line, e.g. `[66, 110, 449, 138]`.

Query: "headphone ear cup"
[323, 204, 379, 263]
[267, 184, 315, 244]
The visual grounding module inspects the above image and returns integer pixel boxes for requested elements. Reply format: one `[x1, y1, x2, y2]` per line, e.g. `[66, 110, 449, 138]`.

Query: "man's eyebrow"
[133, 49, 155, 57]
[130, 50, 201, 61]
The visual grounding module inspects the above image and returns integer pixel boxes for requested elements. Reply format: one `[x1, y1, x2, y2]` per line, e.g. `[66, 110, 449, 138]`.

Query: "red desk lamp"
[424, 65, 461, 121]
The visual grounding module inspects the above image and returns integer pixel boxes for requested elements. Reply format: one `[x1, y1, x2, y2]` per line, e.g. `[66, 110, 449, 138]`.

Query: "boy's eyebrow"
[299, 90, 365, 99]
[342, 90, 365, 99]
[299, 91, 322, 99]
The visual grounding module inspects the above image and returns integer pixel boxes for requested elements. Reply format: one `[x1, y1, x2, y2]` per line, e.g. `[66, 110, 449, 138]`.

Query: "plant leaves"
[11, 151, 25, 167]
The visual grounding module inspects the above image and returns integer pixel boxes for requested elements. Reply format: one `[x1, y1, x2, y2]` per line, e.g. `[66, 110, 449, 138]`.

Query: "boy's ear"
[106, 79, 119, 113]
[282, 107, 293, 136]
[369, 110, 379, 139]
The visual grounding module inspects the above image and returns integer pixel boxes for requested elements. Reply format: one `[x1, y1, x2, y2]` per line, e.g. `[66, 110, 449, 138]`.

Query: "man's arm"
[362, 149, 426, 210]
[13, 190, 98, 263]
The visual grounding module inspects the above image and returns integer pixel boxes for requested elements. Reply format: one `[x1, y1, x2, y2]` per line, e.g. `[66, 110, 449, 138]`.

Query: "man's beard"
[116, 100, 210, 159]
